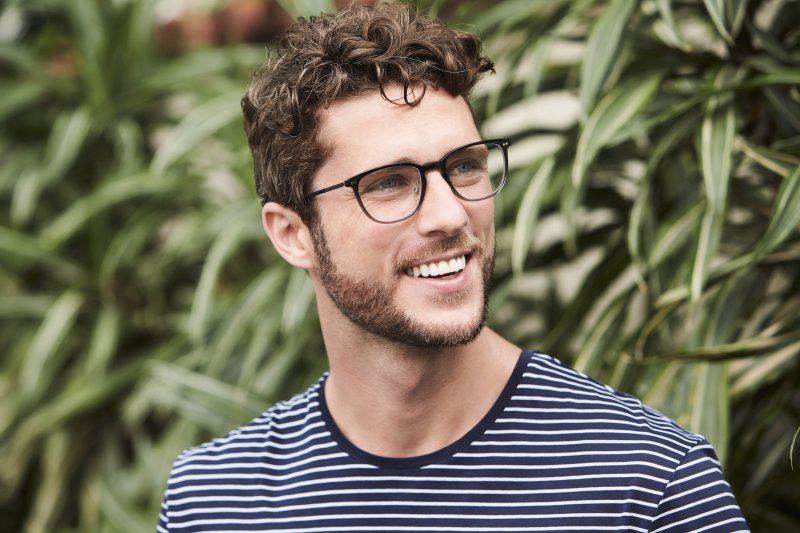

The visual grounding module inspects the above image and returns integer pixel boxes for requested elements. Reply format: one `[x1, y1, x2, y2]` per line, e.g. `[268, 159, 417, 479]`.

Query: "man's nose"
[414, 170, 469, 236]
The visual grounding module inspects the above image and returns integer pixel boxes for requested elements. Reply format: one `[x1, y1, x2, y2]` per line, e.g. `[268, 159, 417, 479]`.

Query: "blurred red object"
[46, 51, 76, 77]
[157, 0, 297, 52]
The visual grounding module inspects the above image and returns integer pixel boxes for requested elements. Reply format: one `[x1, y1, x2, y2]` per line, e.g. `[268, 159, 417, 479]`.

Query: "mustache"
[394, 232, 484, 272]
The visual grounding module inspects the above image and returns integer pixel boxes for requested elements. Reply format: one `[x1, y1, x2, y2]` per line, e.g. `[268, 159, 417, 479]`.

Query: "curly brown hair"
[242, 2, 494, 221]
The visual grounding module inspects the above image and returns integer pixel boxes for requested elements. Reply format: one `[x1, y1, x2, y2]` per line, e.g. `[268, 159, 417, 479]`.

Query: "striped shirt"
[158, 351, 748, 532]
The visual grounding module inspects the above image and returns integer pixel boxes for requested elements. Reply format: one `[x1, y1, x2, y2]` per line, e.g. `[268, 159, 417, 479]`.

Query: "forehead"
[313, 86, 481, 181]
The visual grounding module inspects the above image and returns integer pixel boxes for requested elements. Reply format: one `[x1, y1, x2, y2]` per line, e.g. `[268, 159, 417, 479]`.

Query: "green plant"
[457, 0, 800, 529]
[1, 1, 329, 530]
[1, 0, 798, 531]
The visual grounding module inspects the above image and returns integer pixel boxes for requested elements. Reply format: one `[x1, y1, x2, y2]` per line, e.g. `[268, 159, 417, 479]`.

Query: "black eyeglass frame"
[304, 139, 512, 224]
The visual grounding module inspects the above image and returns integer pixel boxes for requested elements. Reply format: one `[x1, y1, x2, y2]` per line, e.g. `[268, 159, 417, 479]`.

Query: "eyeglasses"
[304, 139, 511, 224]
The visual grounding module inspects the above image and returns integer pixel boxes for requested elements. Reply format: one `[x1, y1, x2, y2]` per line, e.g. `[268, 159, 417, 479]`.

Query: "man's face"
[307, 86, 496, 348]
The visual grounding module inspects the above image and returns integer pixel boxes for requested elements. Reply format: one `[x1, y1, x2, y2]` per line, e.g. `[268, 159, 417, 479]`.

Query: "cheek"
[320, 216, 399, 271]
[316, 200, 367, 248]
[467, 202, 495, 233]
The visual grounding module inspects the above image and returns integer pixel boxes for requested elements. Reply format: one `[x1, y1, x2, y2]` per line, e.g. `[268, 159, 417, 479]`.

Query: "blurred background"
[1, 0, 799, 531]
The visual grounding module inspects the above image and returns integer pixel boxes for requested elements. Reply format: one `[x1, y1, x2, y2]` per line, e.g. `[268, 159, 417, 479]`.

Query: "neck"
[322, 323, 520, 458]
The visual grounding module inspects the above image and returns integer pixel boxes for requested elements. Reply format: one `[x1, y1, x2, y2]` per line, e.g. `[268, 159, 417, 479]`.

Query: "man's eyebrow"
[363, 142, 480, 172]
[361, 156, 418, 170]
[387, 157, 417, 165]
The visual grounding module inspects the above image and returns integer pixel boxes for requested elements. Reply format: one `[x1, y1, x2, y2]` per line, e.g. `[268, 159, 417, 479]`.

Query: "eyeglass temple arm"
[304, 181, 347, 199]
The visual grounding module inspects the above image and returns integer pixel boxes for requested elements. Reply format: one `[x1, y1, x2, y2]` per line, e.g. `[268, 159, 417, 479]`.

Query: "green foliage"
[468, 0, 800, 529]
[0, 0, 798, 531]
[0, 1, 323, 530]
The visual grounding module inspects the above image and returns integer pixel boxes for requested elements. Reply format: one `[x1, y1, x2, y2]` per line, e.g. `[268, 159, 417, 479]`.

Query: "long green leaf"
[753, 166, 800, 259]
[658, 332, 800, 361]
[572, 72, 662, 190]
[282, 268, 316, 333]
[573, 294, 626, 378]
[647, 202, 705, 271]
[208, 269, 287, 376]
[95, 477, 154, 533]
[11, 107, 93, 225]
[151, 88, 246, 174]
[699, 84, 736, 212]
[0, 226, 84, 282]
[42, 172, 173, 246]
[689, 362, 729, 466]
[26, 431, 70, 533]
[19, 291, 84, 402]
[188, 209, 252, 344]
[743, 19, 794, 64]
[692, 72, 736, 303]
[629, 112, 701, 278]
[511, 157, 554, 274]
[0, 41, 41, 73]
[702, 0, 733, 44]
[730, 340, 800, 397]
[65, 0, 107, 105]
[0, 293, 53, 319]
[150, 361, 264, 428]
[690, 207, 724, 304]
[737, 138, 798, 177]
[84, 306, 120, 376]
[0, 80, 49, 123]
[763, 87, 800, 133]
[9, 365, 143, 466]
[642, 362, 682, 409]
[654, 0, 681, 48]
[724, 0, 748, 39]
[746, 70, 800, 87]
[579, 0, 636, 116]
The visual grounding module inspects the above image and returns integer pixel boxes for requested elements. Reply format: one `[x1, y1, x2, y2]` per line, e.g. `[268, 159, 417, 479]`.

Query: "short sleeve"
[650, 440, 749, 532]
[156, 486, 170, 532]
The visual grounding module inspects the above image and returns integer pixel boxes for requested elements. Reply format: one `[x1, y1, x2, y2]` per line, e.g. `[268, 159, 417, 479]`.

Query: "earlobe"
[262, 202, 315, 270]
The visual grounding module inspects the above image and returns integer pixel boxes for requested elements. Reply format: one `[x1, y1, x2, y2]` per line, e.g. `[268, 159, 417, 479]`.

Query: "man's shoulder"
[171, 376, 327, 469]
[518, 350, 705, 452]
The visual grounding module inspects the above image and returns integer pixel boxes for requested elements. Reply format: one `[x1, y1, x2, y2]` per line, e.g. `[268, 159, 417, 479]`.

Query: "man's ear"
[262, 202, 315, 270]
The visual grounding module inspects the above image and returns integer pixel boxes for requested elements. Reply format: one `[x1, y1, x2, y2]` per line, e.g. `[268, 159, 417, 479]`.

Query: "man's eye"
[361, 173, 413, 195]
[453, 161, 475, 174]
[449, 158, 484, 175]
[376, 176, 401, 189]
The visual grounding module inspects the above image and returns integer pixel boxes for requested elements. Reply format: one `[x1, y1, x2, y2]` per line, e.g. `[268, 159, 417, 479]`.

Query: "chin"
[387, 302, 488, 349]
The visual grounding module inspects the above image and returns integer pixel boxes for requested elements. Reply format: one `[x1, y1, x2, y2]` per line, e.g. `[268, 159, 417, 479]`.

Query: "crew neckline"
[318, 350, 528, 470]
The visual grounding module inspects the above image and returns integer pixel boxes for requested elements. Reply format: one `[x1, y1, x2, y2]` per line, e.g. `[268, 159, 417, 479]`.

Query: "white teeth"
[406, 255, 467, 278]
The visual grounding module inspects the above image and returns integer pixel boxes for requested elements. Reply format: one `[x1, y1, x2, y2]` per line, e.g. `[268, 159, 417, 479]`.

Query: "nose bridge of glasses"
[418, 159, 451, 187]
[418, 159, 465, 207]
[413, 159, 470, 233]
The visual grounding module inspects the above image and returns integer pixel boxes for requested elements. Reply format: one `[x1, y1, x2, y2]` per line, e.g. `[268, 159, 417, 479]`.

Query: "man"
[159, 3, 748, 531]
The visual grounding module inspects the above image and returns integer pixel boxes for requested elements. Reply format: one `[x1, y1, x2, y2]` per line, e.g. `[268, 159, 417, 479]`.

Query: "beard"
[309, 223, 494, 349]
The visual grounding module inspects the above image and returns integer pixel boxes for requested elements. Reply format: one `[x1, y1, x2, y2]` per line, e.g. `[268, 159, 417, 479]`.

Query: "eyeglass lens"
[357, 142, 506, 223]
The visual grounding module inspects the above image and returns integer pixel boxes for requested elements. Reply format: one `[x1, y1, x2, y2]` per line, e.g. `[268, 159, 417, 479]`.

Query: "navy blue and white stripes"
[158, 351, 748, 531]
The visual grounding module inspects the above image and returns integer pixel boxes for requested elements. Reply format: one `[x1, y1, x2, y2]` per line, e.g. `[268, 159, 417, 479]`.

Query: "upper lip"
[407, 249, 472, 268]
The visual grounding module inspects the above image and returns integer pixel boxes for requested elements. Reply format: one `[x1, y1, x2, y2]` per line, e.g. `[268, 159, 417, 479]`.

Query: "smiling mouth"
[405, 255, 467, 278]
